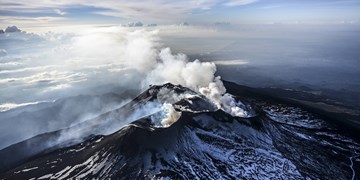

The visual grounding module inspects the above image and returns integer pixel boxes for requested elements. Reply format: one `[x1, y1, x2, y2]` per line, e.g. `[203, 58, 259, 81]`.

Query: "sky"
[1, 0, 360, 30]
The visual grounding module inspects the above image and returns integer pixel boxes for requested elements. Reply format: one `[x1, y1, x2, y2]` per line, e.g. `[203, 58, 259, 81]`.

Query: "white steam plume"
[120, 30, 250, 118]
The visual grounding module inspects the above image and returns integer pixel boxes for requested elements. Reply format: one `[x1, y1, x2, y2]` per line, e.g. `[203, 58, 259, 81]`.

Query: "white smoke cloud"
[115, 29, 250, 120]
[142, 48, 216, 90]
[199, 77, 249, 117]
[61, 27, 251, 124]
[155, 103, 181, 127]
[122, 30, 159, 71]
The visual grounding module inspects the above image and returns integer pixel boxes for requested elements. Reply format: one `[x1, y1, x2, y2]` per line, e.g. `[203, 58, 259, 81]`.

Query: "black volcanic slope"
[0, 83, 359, 179]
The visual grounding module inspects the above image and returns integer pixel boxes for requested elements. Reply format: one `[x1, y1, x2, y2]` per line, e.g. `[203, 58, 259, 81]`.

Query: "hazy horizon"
[1, 24, 360, 108]
[1, 0, 360, 28]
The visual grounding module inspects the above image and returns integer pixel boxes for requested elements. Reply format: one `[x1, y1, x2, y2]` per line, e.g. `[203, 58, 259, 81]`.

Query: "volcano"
[0, 82, 359, 179]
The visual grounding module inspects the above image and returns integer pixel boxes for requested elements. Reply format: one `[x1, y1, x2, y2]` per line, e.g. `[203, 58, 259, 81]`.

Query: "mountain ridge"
[0, 82, 359, 179]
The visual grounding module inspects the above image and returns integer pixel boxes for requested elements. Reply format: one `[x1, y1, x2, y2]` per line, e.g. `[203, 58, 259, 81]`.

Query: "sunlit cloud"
[0, 16, 66, 26]
[54, 9, 67, 16]
[0, 101, 51, 112]
[0, 0, 255, 23]
[213, 59, 249, 65]
[0, 65, 56, 75]
[0, 0, 214, 20]
[223, 0, 258, 7]
[45, 83, 71, 92]
[0, 71, 87, 85]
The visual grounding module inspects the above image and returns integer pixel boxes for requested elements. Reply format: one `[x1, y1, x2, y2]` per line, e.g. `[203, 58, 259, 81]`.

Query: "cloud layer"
[0, 0, 259, 25]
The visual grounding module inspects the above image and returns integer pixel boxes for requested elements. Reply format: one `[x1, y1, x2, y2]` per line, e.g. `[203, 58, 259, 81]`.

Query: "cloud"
[54, 9, 67, 16]
[0, 0, 253, 23]
[5, 25, 21, 33]
[0, 16, 66, 26]
[0, 71, 86, 85]
[45, 83, 71, 92]
[0, 65, 57, 75]
[0, 49, 7, 57]
[0, 101, 50, 112]
[213, 59, 249, 65]
[223, 0, 258, 7]
[0, 1, 202, 20]
[127, 22, 143, 27]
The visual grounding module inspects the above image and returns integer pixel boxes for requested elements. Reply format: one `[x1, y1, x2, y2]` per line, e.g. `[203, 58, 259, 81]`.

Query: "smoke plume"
[120, 30, 250, 120]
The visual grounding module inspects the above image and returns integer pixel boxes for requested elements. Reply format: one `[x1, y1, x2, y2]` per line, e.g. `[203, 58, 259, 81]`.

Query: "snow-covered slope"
[0, 83, 359, 179]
